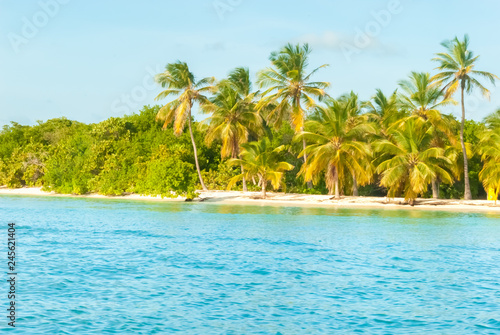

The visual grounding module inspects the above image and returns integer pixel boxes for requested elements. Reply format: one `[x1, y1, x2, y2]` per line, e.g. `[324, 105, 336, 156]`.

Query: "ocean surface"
[1, 195, 500, 334]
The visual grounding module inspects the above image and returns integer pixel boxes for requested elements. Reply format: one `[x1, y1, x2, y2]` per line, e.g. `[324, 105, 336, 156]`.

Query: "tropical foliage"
[154, 61, 214, 191]
[299, 93, 375, 197]
[432, 35, 498, 199]
[202, 67, 261, 191]
[1, 39, 499, 204]
[227, 138, 293, 197]
[374, 118, 453, 205]
[256, 43, 329, 186]
[478, 110, 500, 203]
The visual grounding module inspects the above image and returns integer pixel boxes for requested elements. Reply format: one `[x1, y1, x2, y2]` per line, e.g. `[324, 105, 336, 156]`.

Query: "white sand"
[1, 186, 499, 213]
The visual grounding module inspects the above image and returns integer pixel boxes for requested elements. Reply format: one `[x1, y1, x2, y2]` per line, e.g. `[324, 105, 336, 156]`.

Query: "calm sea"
[1, 195, 499, 334]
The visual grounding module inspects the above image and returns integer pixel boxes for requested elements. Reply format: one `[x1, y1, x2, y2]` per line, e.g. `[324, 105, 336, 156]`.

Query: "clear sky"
[1, 0, 499, 127]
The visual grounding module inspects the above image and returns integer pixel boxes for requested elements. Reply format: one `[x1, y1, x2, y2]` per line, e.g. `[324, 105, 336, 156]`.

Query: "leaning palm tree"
[256, 43, 329, 171]
[374, 118, 453, 206]
[432, 35, 498, 199]
[154, 61, 214, 191]
[298, 93, 376, 198]
[227, 138, 294, 198]
[202, 67, 262, 191]
[478, 110, 500, 204]
[397, 72, 458, 198]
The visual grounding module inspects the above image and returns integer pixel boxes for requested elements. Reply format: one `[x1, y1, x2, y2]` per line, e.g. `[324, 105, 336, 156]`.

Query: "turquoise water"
[1, 195, 500, 334]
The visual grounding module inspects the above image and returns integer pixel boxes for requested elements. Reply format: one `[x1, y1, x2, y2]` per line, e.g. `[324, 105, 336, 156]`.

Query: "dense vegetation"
[1, 35, 499, 202]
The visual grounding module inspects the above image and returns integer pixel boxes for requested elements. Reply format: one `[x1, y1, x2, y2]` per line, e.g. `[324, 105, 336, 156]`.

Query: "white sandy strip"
[0, 187, 499, 213]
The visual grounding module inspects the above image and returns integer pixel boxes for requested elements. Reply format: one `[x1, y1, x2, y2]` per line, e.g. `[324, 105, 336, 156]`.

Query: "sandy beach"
[1, 186, 499, 213]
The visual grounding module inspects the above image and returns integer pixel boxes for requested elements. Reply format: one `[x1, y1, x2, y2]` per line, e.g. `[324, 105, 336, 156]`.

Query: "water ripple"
[1, 195, 499, 334]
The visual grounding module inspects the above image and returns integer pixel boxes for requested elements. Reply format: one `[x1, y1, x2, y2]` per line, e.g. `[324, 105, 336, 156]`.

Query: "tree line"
[1, 35, 499, 202]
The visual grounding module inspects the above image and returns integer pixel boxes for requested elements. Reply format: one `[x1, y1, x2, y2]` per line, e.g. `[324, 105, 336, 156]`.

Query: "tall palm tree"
[397, 72, 457, 198]
[432, 35, 498, 199]
[479, 110, 500, 204]
[154, 61, 214, 191]
[374, 118, 453, 206]
[256, 43, 329, 177]
[202, 67, 262, 191]
[298, 93, 376, 198]
[227, 138, 294, 198]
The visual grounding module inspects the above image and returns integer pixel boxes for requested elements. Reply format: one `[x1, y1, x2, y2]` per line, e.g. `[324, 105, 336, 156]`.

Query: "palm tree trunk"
[460, 86, 472, 200]
[261, 176, 266, 198]
[431, 178, 439, 199]
[352, 174, 358, 196]
[188, 114, 207, 191]
[234, 143, 247, 192]
[300, 126, 313, 189]
[241, 165, 248, 192]
[334, 166, 340, 198]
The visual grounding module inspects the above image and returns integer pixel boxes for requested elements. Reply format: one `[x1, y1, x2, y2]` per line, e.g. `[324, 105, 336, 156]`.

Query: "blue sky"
[1, 0, 499, 127]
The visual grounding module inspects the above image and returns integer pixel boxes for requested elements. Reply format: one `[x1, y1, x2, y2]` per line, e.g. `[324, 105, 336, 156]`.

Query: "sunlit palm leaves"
[201, 67, 262, 191]
[397, 72, 455, 128]
[396, 72, 459, 197]
[257, 44, 330, 171]
[479, 110, 500, 203]
[432, 35, 497, 99]
[374, 118, 453, 205]
[154, 61, 215, 191]
[257, 43, 329, 131]
[298, 93, 376, 197]
[202, 67, 261, 159]
[227, 138, 293, 197]
[432, 34, 498, 199]
[365, 89, 406, 137]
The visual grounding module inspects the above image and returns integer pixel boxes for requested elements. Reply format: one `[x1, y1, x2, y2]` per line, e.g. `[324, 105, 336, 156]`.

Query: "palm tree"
[154, 61, 214, 191]
[478, 110, 500, 204]
[365, 89, 405, 137]
[432, 35, 498, 200]
[484, 108, 500, 129]
[298, 93, 376, 198]
[397, 72, 457, 198]
[202, 67, 261, 191]
[227, 138, 293, 198]
[398, 72, 455, 126]
[256, 43, 329, 178]
[374, 118, 453, 206]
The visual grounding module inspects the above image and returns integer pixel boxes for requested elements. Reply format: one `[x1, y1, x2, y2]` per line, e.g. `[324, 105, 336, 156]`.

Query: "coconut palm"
[202, 67, 262, 191]
[256, 43, 329, 170]
[484, 108, 500, 129]
[365, 89, 405, 137]
[227, 138, 293, 198]
[374, 118, 453, 206]
[432, 35, 498, 199]
[478, 110, 500, 204]
[154, 61, 214, 191]
[397, 72, 458, 198]
[298, 93, 376, 198]
[398, 72, 455, 126]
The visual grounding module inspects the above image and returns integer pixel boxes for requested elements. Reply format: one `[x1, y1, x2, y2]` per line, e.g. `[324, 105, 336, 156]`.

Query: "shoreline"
[1, 187, 499, 213]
